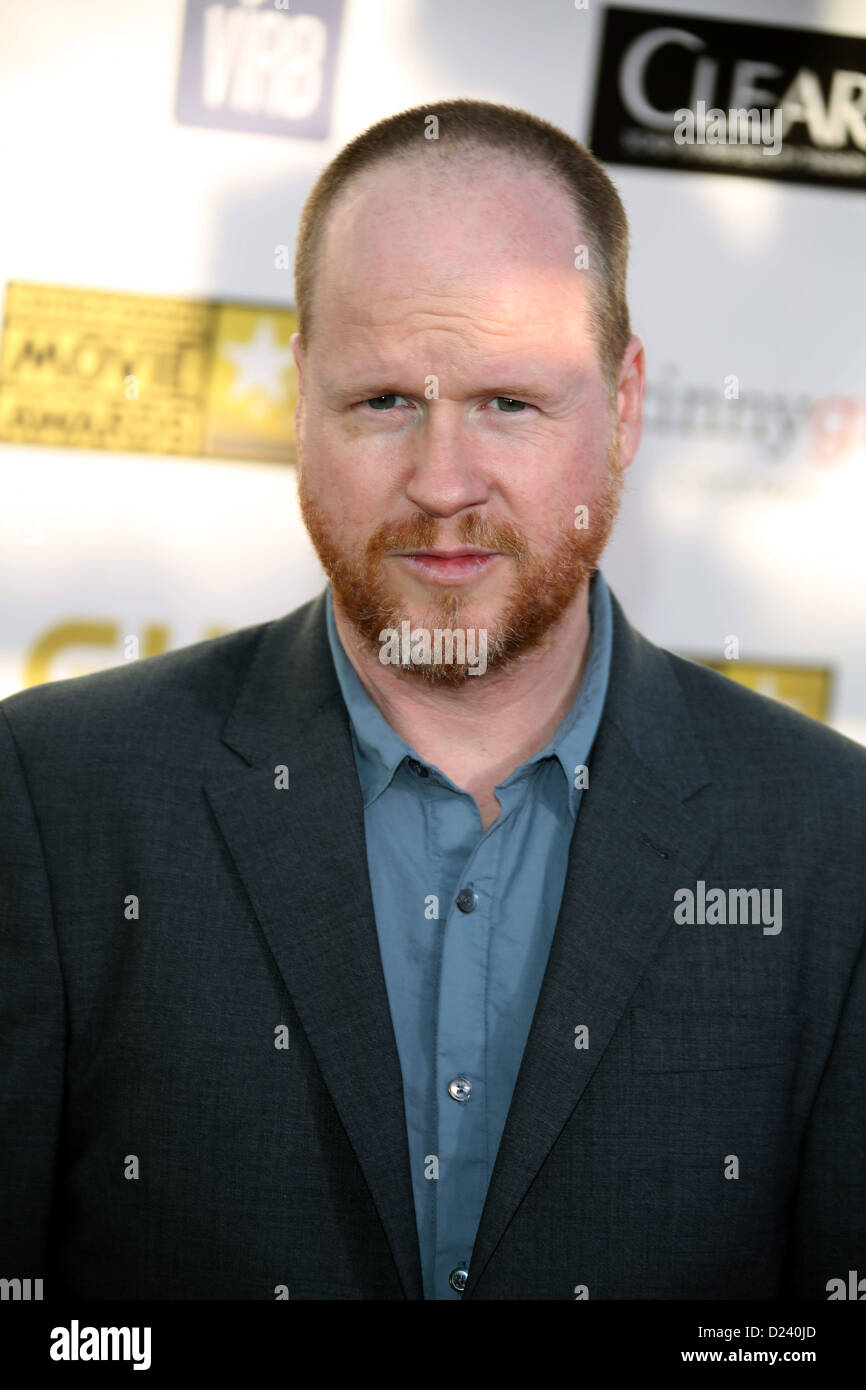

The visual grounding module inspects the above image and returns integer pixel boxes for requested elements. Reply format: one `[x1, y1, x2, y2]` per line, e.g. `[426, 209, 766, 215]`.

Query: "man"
[1, 99, 864, 1301]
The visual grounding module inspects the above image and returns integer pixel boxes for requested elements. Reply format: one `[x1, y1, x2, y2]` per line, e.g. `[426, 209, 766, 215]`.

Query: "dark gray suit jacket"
[1, 586, 864, 1299]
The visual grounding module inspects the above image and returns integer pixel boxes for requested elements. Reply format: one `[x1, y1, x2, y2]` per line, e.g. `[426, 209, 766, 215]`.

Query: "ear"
[614, 334, 645, 470]
[291, 332, 305, 436]
[291, 332, 304, 391]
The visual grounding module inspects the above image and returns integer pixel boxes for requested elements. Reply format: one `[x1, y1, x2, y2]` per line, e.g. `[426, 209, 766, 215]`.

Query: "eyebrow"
[321, 377, 572, 405]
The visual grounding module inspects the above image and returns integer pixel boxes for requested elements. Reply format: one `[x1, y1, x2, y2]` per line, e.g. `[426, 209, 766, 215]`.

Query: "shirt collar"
[325, 569, 612, 816]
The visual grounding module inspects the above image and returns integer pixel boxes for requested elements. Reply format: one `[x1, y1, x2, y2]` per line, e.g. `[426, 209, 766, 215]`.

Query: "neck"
[331, 582, 594, 782]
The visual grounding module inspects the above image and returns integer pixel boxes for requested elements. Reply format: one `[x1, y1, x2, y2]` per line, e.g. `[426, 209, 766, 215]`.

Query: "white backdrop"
[1, 0, 864, 741]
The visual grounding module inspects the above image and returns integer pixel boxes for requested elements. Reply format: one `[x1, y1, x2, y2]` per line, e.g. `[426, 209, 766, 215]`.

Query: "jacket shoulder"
[664, 646, 866, 783]
[0, 596, 323, 760]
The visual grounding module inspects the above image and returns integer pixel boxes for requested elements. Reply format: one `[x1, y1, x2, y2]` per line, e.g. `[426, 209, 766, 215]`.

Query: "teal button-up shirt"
[325, 569, 613, 1298]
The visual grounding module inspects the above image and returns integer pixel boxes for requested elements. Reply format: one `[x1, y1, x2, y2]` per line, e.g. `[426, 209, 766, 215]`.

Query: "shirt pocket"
[630, 1008, 801, 1073]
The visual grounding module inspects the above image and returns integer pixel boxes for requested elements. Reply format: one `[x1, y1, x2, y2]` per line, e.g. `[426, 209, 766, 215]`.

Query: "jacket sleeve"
[0, 702, 67, 1274]
[783, 927, 866, 1298]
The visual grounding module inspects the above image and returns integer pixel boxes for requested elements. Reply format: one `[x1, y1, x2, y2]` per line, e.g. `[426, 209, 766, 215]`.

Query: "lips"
[393, 550, 499, 584]
[399, 549, 494, 559]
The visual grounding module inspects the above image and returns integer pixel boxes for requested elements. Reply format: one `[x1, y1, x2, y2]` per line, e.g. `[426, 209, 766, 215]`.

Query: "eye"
[487, 397, 531, 413]
[361, 394, 412, 411]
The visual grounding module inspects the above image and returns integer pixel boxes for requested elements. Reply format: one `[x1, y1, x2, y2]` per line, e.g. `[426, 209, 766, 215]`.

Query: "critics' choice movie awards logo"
[0, 283, 299, 463]
[175, 0, 345, 139]
[691, 661, 832, 724]
[590, 6, 866, 189]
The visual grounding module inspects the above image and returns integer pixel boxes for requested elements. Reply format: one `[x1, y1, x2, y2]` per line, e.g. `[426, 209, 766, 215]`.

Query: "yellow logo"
[0, 282, 297, 462]
[694, 659, 832, 723]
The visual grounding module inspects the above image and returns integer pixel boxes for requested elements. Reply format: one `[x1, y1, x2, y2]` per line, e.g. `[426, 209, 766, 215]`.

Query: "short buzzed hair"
[294, 98, 632, 397]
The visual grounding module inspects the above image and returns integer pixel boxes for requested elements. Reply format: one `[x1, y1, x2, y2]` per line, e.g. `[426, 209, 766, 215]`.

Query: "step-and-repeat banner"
[1, 0, 864, 740]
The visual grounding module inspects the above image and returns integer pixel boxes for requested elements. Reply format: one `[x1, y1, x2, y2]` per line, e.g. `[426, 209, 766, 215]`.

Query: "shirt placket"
[433, 794, 509, 1300]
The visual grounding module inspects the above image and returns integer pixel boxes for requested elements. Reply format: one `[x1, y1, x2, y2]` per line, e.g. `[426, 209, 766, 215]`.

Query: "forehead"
[310, 153, 595, 355]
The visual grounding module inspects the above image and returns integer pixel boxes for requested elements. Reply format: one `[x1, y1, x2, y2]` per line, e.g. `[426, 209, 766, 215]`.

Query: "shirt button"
[455, 887, 477, 913]
[449, 1267, 469, 1293]
[448, 1075, 472, 1102]
[407, 758, 428, 777]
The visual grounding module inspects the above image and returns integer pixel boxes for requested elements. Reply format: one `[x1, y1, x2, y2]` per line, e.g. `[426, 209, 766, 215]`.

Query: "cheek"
[299, 418, 355, 493]
[542, 474, 611, 547]
[301, 438, 393, 541]
[505, 454, 599, 532]
[329, 412, 369, 446]
[309, 412, 397, 478]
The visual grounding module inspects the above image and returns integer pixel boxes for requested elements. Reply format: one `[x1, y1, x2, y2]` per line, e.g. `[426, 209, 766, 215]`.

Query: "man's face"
[293, 152, 641, 687]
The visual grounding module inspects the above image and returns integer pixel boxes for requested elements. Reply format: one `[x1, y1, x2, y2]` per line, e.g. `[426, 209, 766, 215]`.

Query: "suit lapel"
[462, 591, 719, 1297]
[203, 592, 424, 1300]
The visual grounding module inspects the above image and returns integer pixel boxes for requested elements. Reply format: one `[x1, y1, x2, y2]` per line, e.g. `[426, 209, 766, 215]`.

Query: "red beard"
[297, 437, 623, 688]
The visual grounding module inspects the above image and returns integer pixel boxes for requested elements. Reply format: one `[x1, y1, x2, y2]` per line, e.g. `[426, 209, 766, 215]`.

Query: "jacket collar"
[322, 570, 614, 816]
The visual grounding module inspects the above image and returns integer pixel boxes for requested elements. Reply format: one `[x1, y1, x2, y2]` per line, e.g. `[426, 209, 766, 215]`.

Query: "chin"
[395, 586, 503, 633]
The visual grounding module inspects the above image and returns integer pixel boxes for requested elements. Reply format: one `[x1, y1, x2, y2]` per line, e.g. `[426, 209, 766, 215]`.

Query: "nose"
[403, 402, 491, 518]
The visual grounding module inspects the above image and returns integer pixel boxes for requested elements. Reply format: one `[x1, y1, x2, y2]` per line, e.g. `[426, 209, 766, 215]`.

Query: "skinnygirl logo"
[643, 364, 866, 468]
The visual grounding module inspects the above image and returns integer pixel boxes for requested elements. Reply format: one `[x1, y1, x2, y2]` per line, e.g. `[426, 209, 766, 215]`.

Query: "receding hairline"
[300, 143, 610, 376]
[309, 145, 597, 326]
[294, 101, 632, 394]
[323, 137, 585, 200]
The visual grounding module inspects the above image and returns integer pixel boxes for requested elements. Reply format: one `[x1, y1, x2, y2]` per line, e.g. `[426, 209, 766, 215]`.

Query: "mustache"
[366, 512, 527, 564]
